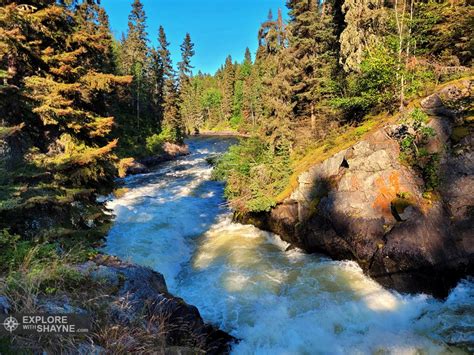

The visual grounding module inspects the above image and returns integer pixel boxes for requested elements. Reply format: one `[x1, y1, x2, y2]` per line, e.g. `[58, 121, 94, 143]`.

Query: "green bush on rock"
[213, 137, 292, 212]
[146, 126, 181, 155]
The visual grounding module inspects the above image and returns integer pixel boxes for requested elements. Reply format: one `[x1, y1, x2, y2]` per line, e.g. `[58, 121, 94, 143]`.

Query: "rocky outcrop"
[120, 158, 150, 176]
[239, 79, 473, 297]
[1, 256, 234, 354]
[76, 255, 235, 354]
[119, 143, 190, 177]
[139, 143, 190, 168]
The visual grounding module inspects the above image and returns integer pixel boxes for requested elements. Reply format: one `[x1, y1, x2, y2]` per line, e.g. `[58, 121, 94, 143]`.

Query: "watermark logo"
[3, 316, 19, 333]
[0, 314, 90, 335]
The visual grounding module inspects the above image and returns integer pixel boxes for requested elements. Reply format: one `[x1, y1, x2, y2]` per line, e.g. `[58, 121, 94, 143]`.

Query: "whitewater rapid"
[103, 136, 473, 354]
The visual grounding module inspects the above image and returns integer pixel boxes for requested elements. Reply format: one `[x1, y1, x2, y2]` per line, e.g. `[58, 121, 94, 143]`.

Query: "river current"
[103, 136, 473, 354]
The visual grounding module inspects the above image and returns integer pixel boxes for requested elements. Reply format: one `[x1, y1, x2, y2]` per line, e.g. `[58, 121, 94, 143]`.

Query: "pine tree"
[284, 0, 338, 134]
[158, 26, 183, 141]
[120, 0, 149, 129]
[220, 55, 235, 121]
[0, 0, 131, 238]
[244, 47, 252, 65]
[178, 33, 197, 133]
[257, 7, 286, 58]
[339, 0, 388, 72]
[178, 33, 195, 85]
[150, 47, 164, 129]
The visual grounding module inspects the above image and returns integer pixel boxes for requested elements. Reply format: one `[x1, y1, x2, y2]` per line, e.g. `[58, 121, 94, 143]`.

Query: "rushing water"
[103, 136, 473, 354]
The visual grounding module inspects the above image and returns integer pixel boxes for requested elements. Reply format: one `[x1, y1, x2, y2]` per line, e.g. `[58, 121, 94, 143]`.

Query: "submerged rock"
[238, 80, 473, 297]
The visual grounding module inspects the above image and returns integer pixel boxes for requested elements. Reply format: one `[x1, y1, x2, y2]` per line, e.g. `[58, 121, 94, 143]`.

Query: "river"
[103, 136, 473, 354]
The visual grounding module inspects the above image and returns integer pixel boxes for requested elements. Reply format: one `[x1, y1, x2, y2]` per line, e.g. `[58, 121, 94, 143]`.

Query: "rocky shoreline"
[237, 79, 473, 298]
[0, 141, 237, 353]
[0, 255, 235, 353]
[119, 142, 190, 176]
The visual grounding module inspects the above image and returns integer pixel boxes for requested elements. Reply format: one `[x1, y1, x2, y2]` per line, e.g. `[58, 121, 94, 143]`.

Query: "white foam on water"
[104, 137, 473, 354]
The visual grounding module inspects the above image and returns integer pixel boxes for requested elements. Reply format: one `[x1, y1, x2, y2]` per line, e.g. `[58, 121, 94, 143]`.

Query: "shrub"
[146, 134, 166, 155]
[331, 46, 398, 119]
[398, 109, 440, 192]
[213, 137, 292, 212]
[146, 126, 180, 155]
[230, 115, 243, 129]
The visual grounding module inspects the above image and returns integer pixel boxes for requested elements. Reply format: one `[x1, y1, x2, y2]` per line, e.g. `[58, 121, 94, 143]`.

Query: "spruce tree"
[284, 0, 338, 134]
[220, 55, 235, 121]
[0, 0, 131, 238]
[178, 33, 197, 133]
[150, 47, 165, 129]
[178, 33, 195, 85]
[120, 0, 149, 129]
[158, 26, 183, 141]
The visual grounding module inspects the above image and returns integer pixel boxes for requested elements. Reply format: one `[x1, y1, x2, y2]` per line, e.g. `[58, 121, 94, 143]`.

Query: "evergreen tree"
[178, 33, 195, 85]
[284, 0, 338, 134]
[120, 0, 149, 129]
[257, 7, 286, 58]
[158, 26, 183, 140]
[0, 0, 131, 239]
[244, 47, 252, 66]
[220, 55, 235, 121]
[178, 33, 197, 133]
[150, 46, 165, 129]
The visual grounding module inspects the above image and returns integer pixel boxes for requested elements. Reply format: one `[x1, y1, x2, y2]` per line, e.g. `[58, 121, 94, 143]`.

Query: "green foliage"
[422, 153, 440, 191]
[213, 137, 292, 212]
[399, 109, 440, 192]
[145, 126, 179, 154]
[332, 46, 398, 118]
[0, 229, 60, 273]
[201, 88, 222, 110]
[146, 134, 166, 154]
[412, 1, 473, 66]
[230, 115, 243, 129]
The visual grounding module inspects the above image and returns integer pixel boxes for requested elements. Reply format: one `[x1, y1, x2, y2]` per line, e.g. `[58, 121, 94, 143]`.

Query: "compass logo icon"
[3, 316, 19, 333]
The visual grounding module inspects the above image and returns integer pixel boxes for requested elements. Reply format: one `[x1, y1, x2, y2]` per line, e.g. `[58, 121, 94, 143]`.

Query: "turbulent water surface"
[104, 136, 473, 354]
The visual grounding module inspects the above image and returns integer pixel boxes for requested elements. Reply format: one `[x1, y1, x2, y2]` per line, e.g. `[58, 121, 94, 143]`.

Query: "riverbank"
[100, 136, 474, 354]
[0, 138, 236, 353]
[0, 254, 235, 354]
[236, 78, 473, 298]
[118, 142, 190, 177]
[193, 130, 250, 138]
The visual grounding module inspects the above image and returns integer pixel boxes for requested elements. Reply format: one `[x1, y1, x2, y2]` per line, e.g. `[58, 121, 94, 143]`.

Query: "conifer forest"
[0, 0, 473, 353]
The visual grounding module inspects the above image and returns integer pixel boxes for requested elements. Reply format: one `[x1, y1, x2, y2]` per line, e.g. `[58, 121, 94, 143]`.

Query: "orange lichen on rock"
[372, 171, 405, 218]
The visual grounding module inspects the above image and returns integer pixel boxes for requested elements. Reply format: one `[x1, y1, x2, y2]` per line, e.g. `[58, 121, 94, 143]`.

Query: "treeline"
[114, 0, 196, 155]
[0, 0, 191, 250]
[203, 0, 473, 212]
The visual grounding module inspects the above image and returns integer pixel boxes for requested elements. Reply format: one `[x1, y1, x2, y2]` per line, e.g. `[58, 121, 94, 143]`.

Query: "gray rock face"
[239, 81, 473, 297]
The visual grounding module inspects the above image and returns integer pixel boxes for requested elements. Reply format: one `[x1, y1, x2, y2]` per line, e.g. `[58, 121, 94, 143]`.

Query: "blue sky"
[101, 0, 287, 74]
